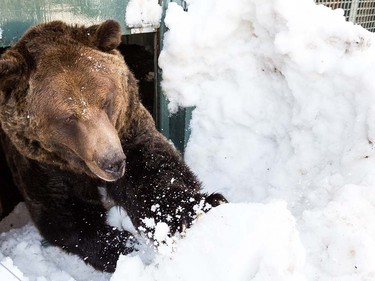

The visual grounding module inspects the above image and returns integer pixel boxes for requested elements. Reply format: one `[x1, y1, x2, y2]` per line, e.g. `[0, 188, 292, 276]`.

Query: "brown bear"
[0, 20, 226, 272]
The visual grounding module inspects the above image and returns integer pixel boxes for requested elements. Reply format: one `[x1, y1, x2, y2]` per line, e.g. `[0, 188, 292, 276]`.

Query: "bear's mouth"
[85, 159, 125, 182]
[85, 159, 126, 182]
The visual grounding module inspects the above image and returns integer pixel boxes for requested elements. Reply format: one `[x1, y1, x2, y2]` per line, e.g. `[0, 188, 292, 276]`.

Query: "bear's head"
[0, 20, 139, 182]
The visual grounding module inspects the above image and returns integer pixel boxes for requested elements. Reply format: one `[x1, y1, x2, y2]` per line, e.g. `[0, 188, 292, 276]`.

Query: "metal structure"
[316, 0, 375, 32]
[0, 0, 161, 47]
[156, 0, 192, 153]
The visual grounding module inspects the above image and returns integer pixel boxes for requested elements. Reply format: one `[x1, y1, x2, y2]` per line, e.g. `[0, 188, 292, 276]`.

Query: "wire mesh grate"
[356, 0, 375, 31]
[316, 0, 375, 32]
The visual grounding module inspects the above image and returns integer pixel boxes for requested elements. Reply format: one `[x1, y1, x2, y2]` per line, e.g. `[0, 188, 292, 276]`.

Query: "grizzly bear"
[0, 20, 226, 272]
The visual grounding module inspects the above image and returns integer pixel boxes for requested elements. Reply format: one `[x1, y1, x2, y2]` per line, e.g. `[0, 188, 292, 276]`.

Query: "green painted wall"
[0, 0, 133, 47]
[156, 0, 192, 153]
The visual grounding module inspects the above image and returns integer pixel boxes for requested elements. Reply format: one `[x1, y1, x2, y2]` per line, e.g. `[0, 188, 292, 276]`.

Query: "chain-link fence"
[316, 0, 375, 32]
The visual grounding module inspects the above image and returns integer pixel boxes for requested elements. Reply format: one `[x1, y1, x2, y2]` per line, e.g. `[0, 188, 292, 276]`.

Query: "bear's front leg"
[117, 141, 226, 240]
[109, 108, 227, 240]
[19, 164, 137, 272]
[37, 196, 137, 272]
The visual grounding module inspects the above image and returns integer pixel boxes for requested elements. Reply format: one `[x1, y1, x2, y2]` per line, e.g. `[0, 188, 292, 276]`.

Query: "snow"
[2, 0, 375, 280]
[112, 203, 306, 281]
[152, 222, 170, 243]
[159, 0, 375, 279]
[0, 257, 28, 281]
[125, 0, 162, 28]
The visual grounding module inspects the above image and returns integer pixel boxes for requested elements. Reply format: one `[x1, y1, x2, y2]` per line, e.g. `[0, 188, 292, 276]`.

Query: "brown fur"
[0, 21, 135, 178]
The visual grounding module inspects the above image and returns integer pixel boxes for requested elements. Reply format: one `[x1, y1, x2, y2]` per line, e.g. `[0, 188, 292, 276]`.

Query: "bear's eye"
[101, 96, 114, 117]
[62, 114, 77, 124]
[101, 99, 111, 110]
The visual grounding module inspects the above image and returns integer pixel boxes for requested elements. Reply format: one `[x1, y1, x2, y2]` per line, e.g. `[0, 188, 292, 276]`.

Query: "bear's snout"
[85, 149, 126, 182]
[69, 110, 127, 182]
[101, 155, 126, 179]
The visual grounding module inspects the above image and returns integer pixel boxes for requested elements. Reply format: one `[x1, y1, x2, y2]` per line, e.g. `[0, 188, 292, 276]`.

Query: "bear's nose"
[103, 157, 126, 179]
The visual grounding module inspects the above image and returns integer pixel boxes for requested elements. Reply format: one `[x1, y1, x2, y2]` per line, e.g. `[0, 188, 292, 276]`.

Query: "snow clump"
[125, 0, 162, 28]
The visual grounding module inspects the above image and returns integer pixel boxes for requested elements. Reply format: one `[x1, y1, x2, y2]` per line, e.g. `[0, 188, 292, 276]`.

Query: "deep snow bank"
[158, 0, 375, 280]
[159, 0, 375, 212]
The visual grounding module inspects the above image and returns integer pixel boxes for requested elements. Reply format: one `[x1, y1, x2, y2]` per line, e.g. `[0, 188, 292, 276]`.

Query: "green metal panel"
[156, 0, 192, 153]
[0, 0, 160, 47]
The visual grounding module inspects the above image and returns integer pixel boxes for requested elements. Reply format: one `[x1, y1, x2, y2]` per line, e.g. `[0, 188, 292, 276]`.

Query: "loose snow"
[112, 203, 306, 281]
[2, 0, 375, 280]
[125, 0, 162, 28]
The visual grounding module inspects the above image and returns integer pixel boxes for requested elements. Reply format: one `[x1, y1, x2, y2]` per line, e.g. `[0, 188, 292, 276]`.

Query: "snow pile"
[0, 257, 28, 281]
[125, 0, 162, 28]
[159, 0, 375, 210]
[112, 203, 306, 281]
[300, 184, 375, 280]
[158, 0, 375, 280]
[0, 203, 305, 281]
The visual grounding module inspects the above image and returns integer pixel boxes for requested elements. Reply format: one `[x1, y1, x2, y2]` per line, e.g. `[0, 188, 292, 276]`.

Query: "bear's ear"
[0, 54, 23, 93]
[94, 20, 122, 52]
